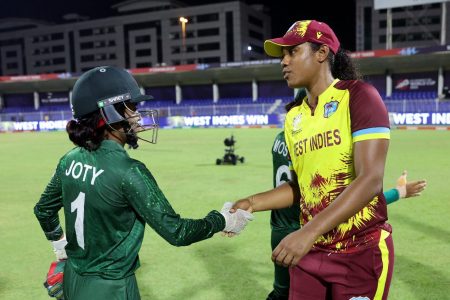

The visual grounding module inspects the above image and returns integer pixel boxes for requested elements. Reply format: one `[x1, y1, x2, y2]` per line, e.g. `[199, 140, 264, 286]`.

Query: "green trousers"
[64, 261, 141, 300]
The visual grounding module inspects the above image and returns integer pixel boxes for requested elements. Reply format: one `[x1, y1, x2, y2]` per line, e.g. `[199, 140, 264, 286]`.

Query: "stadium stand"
[1, 45, 450, 127]
[386, 91, 438, 100]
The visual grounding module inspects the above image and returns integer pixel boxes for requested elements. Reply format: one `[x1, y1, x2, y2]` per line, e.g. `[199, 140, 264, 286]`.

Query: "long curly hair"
[310, 43, 361, 80]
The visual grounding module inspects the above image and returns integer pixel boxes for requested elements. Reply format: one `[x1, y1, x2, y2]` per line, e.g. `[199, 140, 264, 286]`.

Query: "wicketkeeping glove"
[44, 260, 66, 300]
[220, 202, 254, 234]
[51, 236, 68, 260]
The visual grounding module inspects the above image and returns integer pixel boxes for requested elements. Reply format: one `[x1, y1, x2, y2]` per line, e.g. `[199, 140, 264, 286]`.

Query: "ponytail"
[310, 43, 361, 81]
[66, 112, 106, 151]
[331, 48, 361, 80]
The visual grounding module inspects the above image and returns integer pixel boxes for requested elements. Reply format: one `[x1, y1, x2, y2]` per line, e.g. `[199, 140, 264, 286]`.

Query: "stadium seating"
[385, 91, 437, 100]
[40, 105, 71, 111]
[0, 106, 36, 113]
[140, 100, 176, 108]
[2, 95, 449, 121]
[179, 99, 214, 106]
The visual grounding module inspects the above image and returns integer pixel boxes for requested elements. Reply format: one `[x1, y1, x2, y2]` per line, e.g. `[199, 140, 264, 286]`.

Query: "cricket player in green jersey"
[266, 92, 427, 300]
[34, 66, 253, 300]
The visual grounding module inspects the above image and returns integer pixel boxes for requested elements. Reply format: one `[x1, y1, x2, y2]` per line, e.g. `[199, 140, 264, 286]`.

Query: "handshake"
[219, 202, 254, 235]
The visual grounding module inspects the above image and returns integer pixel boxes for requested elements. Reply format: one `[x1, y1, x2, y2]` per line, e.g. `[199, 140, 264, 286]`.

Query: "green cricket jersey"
[35, 140, 225, 280]
[271, 131, 300, 231]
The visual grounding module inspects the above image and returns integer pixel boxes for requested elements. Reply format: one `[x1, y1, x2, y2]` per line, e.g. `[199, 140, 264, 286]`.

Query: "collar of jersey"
[301, 78, 340, 112]
[100, 139, 127, 152]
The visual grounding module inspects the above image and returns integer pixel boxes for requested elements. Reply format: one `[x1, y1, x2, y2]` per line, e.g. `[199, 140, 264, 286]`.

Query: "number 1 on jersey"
[71, 192, 85, 249]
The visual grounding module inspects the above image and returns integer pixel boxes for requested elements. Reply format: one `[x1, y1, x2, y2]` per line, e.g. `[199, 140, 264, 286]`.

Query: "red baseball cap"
[264, 20, 340, 57]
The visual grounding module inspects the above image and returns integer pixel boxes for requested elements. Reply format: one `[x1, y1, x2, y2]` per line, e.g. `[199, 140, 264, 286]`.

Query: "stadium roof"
[358, 51, 450, 75]
[1, 46, 450, 93]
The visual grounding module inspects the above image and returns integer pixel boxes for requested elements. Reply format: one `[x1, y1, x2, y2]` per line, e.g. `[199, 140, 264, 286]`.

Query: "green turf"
[0, 128, 449, 299]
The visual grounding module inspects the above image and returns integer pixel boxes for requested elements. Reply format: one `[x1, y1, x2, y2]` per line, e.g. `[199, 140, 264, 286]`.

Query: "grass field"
[0, 128, 449, 299]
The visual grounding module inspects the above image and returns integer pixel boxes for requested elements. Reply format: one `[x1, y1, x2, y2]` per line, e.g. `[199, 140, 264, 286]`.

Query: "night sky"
[0, 0, 356, 50]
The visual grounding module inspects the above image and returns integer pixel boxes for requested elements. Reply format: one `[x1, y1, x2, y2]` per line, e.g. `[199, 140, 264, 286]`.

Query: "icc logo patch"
[291, 113, 303, 134]
[324, 100, 339, 118]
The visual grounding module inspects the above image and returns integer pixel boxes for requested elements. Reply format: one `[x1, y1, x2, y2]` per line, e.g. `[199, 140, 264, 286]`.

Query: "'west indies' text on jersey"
[284, 79, 391, 253]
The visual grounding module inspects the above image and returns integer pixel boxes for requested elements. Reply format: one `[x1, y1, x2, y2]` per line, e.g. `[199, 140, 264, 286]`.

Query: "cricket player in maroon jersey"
[266, 90, 426, 300]
[229, 20, 396, 299]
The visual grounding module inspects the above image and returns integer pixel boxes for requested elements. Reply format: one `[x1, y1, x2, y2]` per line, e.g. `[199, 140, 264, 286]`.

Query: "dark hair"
[285, 88, 307, 112]
[310, 43, 361, 80]
[66, 112, 106, 151]
[285, 100, 298, 112]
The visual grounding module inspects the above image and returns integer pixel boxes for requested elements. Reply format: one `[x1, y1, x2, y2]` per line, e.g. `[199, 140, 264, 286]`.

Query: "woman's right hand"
[230, 197, 254, 213]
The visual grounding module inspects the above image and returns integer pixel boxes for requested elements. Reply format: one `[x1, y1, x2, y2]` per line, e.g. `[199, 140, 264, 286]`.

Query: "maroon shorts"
[289, 230, 394, 300]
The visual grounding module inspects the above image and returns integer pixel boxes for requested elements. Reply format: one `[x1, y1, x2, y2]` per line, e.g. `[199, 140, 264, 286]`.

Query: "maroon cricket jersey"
[284, 79, 392, 253]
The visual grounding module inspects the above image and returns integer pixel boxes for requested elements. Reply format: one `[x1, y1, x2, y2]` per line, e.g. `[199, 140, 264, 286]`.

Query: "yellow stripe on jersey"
[374, 229, 391, 300]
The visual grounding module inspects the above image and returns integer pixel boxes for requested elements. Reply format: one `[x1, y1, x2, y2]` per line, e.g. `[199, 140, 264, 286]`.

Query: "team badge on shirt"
[324, 100, 339, 118]
[291, 113, 303, 134]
